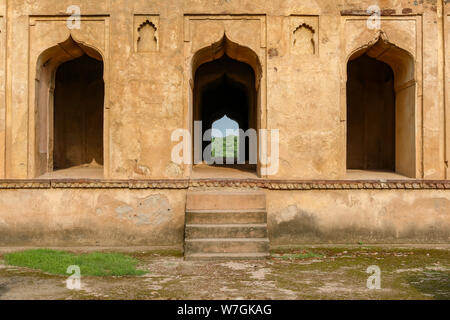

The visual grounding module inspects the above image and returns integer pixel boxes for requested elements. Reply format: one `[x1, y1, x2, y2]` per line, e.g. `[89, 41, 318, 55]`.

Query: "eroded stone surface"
[0, 1, 449, 246]
[0, 0, 448, 180]
[0, 247, 448, 300]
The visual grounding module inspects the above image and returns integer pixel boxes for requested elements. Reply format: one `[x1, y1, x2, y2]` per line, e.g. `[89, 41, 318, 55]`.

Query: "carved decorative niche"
[290, 16, 319, 55]
[134, 15, 159, 53]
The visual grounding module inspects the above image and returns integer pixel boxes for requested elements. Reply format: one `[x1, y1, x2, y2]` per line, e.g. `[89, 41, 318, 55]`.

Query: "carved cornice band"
[0, 179, 449, 190]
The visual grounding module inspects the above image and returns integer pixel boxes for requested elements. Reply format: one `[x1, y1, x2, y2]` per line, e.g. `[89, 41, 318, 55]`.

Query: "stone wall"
[0, 188, 187, 246]
[0, 0, 448, 180]
[0, 185, 448, 246]
[267, 189, 450, 244]
[0, 1, 449, 246]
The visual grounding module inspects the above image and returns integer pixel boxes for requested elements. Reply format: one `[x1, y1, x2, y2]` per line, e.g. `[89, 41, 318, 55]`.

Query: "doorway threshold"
[192, 164, 259, 179]
[39, 166, 104, 180]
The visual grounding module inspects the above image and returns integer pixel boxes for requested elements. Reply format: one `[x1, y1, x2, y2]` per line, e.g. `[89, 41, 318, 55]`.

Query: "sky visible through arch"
[212, 115, 239, 137]
[211, 116, 239, 158]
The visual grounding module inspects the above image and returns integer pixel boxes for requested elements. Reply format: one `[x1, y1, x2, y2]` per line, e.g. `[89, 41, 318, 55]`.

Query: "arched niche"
[34, 36, 105, 178]
[346, 33, 417, 178]
[190, 35, 262, 174]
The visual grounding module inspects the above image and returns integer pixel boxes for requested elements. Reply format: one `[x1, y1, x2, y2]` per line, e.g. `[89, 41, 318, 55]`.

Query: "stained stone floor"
[0, 245, 448, 300]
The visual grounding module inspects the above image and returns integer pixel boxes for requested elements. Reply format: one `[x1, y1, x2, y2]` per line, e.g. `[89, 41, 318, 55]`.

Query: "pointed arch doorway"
[346, 35, 417, 178]
[190, 35, 263, 178]
[34, 36, 105, 179]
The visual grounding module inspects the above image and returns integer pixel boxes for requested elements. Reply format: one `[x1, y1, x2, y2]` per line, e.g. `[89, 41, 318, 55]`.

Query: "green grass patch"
[4, 249, 147, 277]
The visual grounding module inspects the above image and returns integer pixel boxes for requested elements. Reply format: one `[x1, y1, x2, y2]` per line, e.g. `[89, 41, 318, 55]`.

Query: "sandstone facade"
[0, 0, 449, 246]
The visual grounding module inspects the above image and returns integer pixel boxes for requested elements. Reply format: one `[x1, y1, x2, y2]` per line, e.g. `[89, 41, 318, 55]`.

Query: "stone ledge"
[130, 180, 190, 189]
[0, 179, 449, 190]
[0, 180, 51, 189]
[340, 9, 417, 16]
[51, 180, 130, 189]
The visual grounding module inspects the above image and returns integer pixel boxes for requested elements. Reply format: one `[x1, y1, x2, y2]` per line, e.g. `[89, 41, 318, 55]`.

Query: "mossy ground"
[0, 246, 448, 300]
[269, 247, 449, 300]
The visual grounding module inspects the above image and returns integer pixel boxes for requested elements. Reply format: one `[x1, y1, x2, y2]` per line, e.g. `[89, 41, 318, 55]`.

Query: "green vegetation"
[212, 136, 239, 158]
[0, 247, 448, 299]
[4, 249, 146, 277]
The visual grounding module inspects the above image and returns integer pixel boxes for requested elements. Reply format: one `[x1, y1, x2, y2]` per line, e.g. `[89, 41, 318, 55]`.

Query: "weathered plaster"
[267, 189, 450, 244]
[0, 0, 446, 180]
[0, 1, 448, 246]
[0, 188, 186, 246]
[0, 187, 448, 246]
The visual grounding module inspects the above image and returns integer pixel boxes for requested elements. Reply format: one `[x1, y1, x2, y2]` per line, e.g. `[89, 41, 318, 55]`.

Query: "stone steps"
[185, 238, 270, 253]
[184, 191, 269, 261]
[186, 209, 267, 225]
[186, 191, 266, 211]
[185, 224, 268, 239]
[186, 252, 270, 261]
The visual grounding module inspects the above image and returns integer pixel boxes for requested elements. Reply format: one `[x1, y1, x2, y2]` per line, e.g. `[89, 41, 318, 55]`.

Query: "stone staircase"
[184, 191, 270, 261]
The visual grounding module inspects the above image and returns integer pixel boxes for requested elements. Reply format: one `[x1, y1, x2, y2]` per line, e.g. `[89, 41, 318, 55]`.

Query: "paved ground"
[0, 246, 448, 300]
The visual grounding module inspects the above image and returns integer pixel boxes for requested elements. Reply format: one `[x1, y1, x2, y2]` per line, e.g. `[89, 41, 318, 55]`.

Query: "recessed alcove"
[346, 37, 416, 179]
[35, 37, 105, 179]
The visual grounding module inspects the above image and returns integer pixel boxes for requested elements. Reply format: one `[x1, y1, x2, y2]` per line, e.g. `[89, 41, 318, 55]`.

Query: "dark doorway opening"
[53, 54, 104, 170]
[347, 54, 396, 171]
[194, 54, 257, 171]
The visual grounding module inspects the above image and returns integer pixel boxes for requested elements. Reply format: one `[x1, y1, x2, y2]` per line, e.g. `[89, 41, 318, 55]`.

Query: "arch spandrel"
[31, 22, 106, 72]
[344, 21, 417, 62]
[36, 36, 103, 73]
[347, 32, 415, 90]
[189, 19, 262, 55]
[191, 34, 262, 90]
